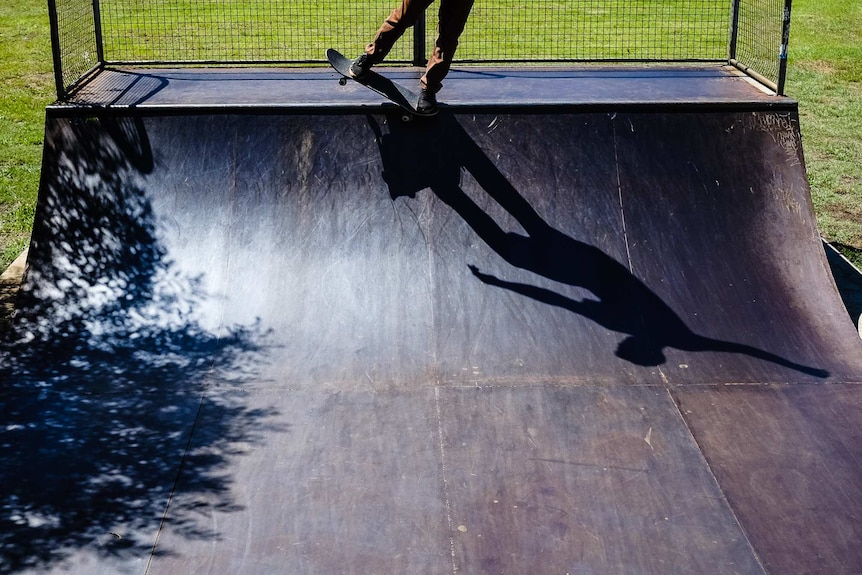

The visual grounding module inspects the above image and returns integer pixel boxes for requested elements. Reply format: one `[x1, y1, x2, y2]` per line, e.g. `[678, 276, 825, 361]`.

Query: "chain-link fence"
[47, 0, 101, 98]
[731, 0, 791, 91]
[48, 0, 793, 99]
[458, 0, 732, 62]
[99, 1, 413, 65]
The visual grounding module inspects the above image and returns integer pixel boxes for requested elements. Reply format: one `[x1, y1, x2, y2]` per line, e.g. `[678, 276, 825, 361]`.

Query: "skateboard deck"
[326, 48, 435, 118]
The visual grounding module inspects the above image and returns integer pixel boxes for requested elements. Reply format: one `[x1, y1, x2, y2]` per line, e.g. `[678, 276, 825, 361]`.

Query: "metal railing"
[47, 0, 793, 100]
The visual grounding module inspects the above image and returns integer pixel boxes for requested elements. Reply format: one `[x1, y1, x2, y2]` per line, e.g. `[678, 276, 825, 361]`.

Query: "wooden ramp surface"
[3, 68, 862, 574]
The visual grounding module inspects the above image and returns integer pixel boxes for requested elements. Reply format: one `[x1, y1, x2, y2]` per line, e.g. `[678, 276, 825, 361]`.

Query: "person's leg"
[366, 0, 436, 62]
[421, 0, 475, 94]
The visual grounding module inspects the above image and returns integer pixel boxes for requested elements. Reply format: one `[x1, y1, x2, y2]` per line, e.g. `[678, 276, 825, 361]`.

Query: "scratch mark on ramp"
[611, 115, 635, 273]
[434, 387, 458, 573]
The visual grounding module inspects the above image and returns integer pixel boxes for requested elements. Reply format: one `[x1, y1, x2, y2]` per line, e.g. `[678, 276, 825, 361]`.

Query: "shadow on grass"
[825, 241, 862, 333]
[831, 242, 862, 271]
[0, 115, 278, 573]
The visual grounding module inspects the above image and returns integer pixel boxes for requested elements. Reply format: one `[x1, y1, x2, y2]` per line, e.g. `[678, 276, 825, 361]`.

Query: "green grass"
[0, 2, 53, 267]
[0, 0, 860, 270]
[788, 0, 862, 268]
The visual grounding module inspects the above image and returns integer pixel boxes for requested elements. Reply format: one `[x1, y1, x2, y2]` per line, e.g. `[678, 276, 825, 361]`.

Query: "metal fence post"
[776, 0, 792, 95]
[46, 0, 66, 100]
[729, 0, 741, 61]
[93, 0, 105, 63]
[412, 8, 427, 66]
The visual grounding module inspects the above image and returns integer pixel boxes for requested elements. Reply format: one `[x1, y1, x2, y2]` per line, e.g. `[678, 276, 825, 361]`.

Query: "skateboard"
[326, 48, 435, 120]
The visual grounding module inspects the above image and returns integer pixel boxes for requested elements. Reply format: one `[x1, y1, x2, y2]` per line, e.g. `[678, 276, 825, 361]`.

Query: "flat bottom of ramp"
[144, 385, 764, 574]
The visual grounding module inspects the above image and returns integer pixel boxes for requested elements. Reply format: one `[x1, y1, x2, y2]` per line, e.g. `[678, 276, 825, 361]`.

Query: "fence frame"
[46, 0, 793, 101]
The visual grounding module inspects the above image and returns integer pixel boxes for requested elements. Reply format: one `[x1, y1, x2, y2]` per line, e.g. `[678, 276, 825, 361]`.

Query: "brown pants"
[365, 0, 475, 94]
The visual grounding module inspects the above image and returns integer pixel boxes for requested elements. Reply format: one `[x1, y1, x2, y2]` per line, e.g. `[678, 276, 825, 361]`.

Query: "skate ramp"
[3, 102, 862, 574]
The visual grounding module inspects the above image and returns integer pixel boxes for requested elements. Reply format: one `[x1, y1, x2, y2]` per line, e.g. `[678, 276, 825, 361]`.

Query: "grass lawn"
[0, 2, 54, 267]
[788, 0, 862, 267]
[0, 0, 860, 270]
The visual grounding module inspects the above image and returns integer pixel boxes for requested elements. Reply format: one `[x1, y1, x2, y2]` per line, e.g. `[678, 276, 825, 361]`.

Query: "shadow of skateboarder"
[367, 112, 829, 377]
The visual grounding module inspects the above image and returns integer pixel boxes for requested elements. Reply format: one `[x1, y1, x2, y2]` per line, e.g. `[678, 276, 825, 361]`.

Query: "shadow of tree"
[369, 112, 827, 377]
[0, 115, 277, 573]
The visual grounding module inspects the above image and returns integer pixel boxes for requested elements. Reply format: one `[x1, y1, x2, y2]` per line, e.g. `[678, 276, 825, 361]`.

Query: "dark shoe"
[349, 54, 374, 78]
[417, 89, 438, 115]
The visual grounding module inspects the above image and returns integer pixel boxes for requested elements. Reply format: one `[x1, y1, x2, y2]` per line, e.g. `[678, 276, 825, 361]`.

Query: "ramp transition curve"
[3, 104, 862, 574]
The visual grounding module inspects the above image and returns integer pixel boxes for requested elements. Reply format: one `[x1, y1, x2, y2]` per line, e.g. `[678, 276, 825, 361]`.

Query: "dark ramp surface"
[3, 104, 862, 574]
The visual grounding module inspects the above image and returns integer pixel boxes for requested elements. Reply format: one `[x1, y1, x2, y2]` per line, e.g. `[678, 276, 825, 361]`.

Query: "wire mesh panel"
[734, 0, 787, 87]
[99, 0, 414, 64]
[50, 0, 100, 91]
[98, 0, 736, 65]
[453, 0, 731, 62]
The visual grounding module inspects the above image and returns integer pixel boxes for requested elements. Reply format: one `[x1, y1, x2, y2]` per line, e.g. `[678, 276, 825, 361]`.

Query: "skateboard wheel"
[338, 77, 348, 86]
